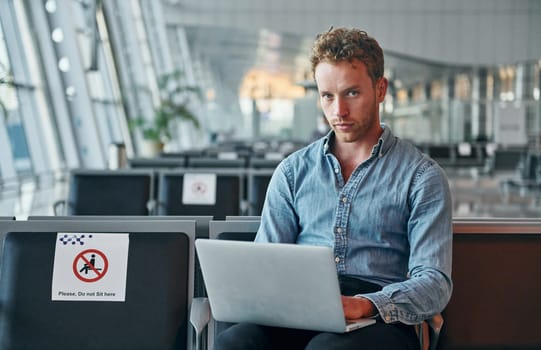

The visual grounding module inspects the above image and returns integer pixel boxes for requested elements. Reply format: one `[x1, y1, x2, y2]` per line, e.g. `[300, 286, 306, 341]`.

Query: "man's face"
[314, 59, 387, 144]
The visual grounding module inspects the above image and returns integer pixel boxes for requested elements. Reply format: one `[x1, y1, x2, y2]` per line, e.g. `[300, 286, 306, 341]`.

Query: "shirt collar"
[322, 130, 333, 155]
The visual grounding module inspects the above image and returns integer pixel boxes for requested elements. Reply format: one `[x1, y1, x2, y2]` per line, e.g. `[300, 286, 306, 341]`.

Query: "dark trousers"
[213, 276, 420, 350]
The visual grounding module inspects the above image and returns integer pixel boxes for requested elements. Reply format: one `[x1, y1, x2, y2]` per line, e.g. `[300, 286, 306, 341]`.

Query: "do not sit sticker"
[51, 233, 129, 302]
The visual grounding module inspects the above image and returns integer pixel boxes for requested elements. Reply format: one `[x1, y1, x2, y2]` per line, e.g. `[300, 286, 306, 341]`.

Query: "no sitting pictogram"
[191, 181, 208, 195]
[72, 249, 109, 283]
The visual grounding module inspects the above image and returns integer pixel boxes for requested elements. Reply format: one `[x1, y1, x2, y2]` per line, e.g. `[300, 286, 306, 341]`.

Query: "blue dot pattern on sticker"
[58, 234, 93, 245]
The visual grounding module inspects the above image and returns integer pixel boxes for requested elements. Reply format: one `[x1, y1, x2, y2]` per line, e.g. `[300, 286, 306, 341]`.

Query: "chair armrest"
[415, 321, 429, 350]
[52, 200, 66, 215]
[190, 297, 211, 336]
[427, 313, 444, 350]
[145, 198, 157, 215]
[415, 313, 444, 350]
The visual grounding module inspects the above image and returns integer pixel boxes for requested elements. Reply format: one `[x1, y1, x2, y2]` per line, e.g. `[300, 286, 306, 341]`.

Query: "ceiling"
[183, 25, 470, 101]
[164, 0, 541, 66]
[164, 0, 541, 103]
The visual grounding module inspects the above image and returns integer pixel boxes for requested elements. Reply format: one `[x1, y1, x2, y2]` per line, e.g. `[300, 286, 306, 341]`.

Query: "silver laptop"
[195, 239, 376, 333]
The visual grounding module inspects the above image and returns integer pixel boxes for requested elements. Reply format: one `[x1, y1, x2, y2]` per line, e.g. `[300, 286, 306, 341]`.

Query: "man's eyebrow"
[344, 84, 361, 90]
[318, 84, 361, 93]
[338, 85, 362, 94]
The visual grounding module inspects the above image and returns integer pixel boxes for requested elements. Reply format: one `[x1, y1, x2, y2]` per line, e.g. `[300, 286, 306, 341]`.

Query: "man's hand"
[341, 296, 377, 320]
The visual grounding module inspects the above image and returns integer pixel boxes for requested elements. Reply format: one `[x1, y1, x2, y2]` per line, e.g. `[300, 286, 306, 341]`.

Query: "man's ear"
[376, 77, 388, 102]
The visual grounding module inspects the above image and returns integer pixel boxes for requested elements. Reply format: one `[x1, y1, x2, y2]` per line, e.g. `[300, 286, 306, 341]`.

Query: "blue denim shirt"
[255, 125, 453, 325]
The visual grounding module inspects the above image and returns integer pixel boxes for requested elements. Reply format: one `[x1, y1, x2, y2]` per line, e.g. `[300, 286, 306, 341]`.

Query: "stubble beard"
[333, 112, 378, 144]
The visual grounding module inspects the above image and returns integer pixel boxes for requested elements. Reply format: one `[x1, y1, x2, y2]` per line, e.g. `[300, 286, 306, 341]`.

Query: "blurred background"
[1, 0, 540, 218]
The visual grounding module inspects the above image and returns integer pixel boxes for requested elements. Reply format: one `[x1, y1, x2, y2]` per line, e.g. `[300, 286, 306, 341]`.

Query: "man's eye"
[347, 90, 359, 97]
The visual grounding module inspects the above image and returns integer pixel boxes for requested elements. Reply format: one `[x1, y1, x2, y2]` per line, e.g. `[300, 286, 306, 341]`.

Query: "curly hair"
[310, 27, 384, 84]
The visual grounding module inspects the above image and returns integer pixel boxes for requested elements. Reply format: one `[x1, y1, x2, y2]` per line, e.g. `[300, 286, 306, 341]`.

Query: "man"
[215, 27, 453, 350]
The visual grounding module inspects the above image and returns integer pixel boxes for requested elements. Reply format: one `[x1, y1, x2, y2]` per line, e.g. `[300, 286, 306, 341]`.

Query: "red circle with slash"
[72, 249, 109, 283]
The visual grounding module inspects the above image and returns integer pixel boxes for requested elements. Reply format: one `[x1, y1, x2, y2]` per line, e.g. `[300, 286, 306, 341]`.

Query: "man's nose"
[333, 98, 349, 118]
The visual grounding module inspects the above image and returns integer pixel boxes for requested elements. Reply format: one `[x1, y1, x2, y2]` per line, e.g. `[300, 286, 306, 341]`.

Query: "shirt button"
[342, 196, 347, 203]
[334, 168, 339, 173]
[335, 257, 340, 263]
[336, 227, 342, 233]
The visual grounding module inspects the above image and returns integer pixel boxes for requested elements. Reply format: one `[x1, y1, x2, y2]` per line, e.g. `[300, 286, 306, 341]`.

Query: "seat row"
[131, 142, 531, 175]
[0, 216, 261, 350]
[53, 168, 274, 218]
[128, 151, 284, 170]
[1, 216, 541, 350]
[415, 142, 531, 175]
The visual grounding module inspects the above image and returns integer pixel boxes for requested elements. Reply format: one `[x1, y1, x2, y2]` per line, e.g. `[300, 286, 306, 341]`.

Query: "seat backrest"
[187, 157, 247, 169]
[248, 156, 282, 169]
[427, 144, 455, 166]
[157, 170, 244, 219]
[27, 215, 212, 239]
[441, 220, 541, 349]
[0, 219, 16, 269]
[0, 219, 195, 350]
[205, 219, 261, 349]
[246, 169, 274, 216]
[491, 148, 525, 172]
[65, 169, 154, 215]
[520, 152, 541, 180]
[208, 219, 260, 241]
[27, 215, 211, 298]
[225, 215, 262, 221]
[0, 218, 15, 252]
[454, 143, 484, 167]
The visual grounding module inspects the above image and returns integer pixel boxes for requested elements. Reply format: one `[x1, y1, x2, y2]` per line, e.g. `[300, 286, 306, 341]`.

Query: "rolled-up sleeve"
[362, 161, 453, 324]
